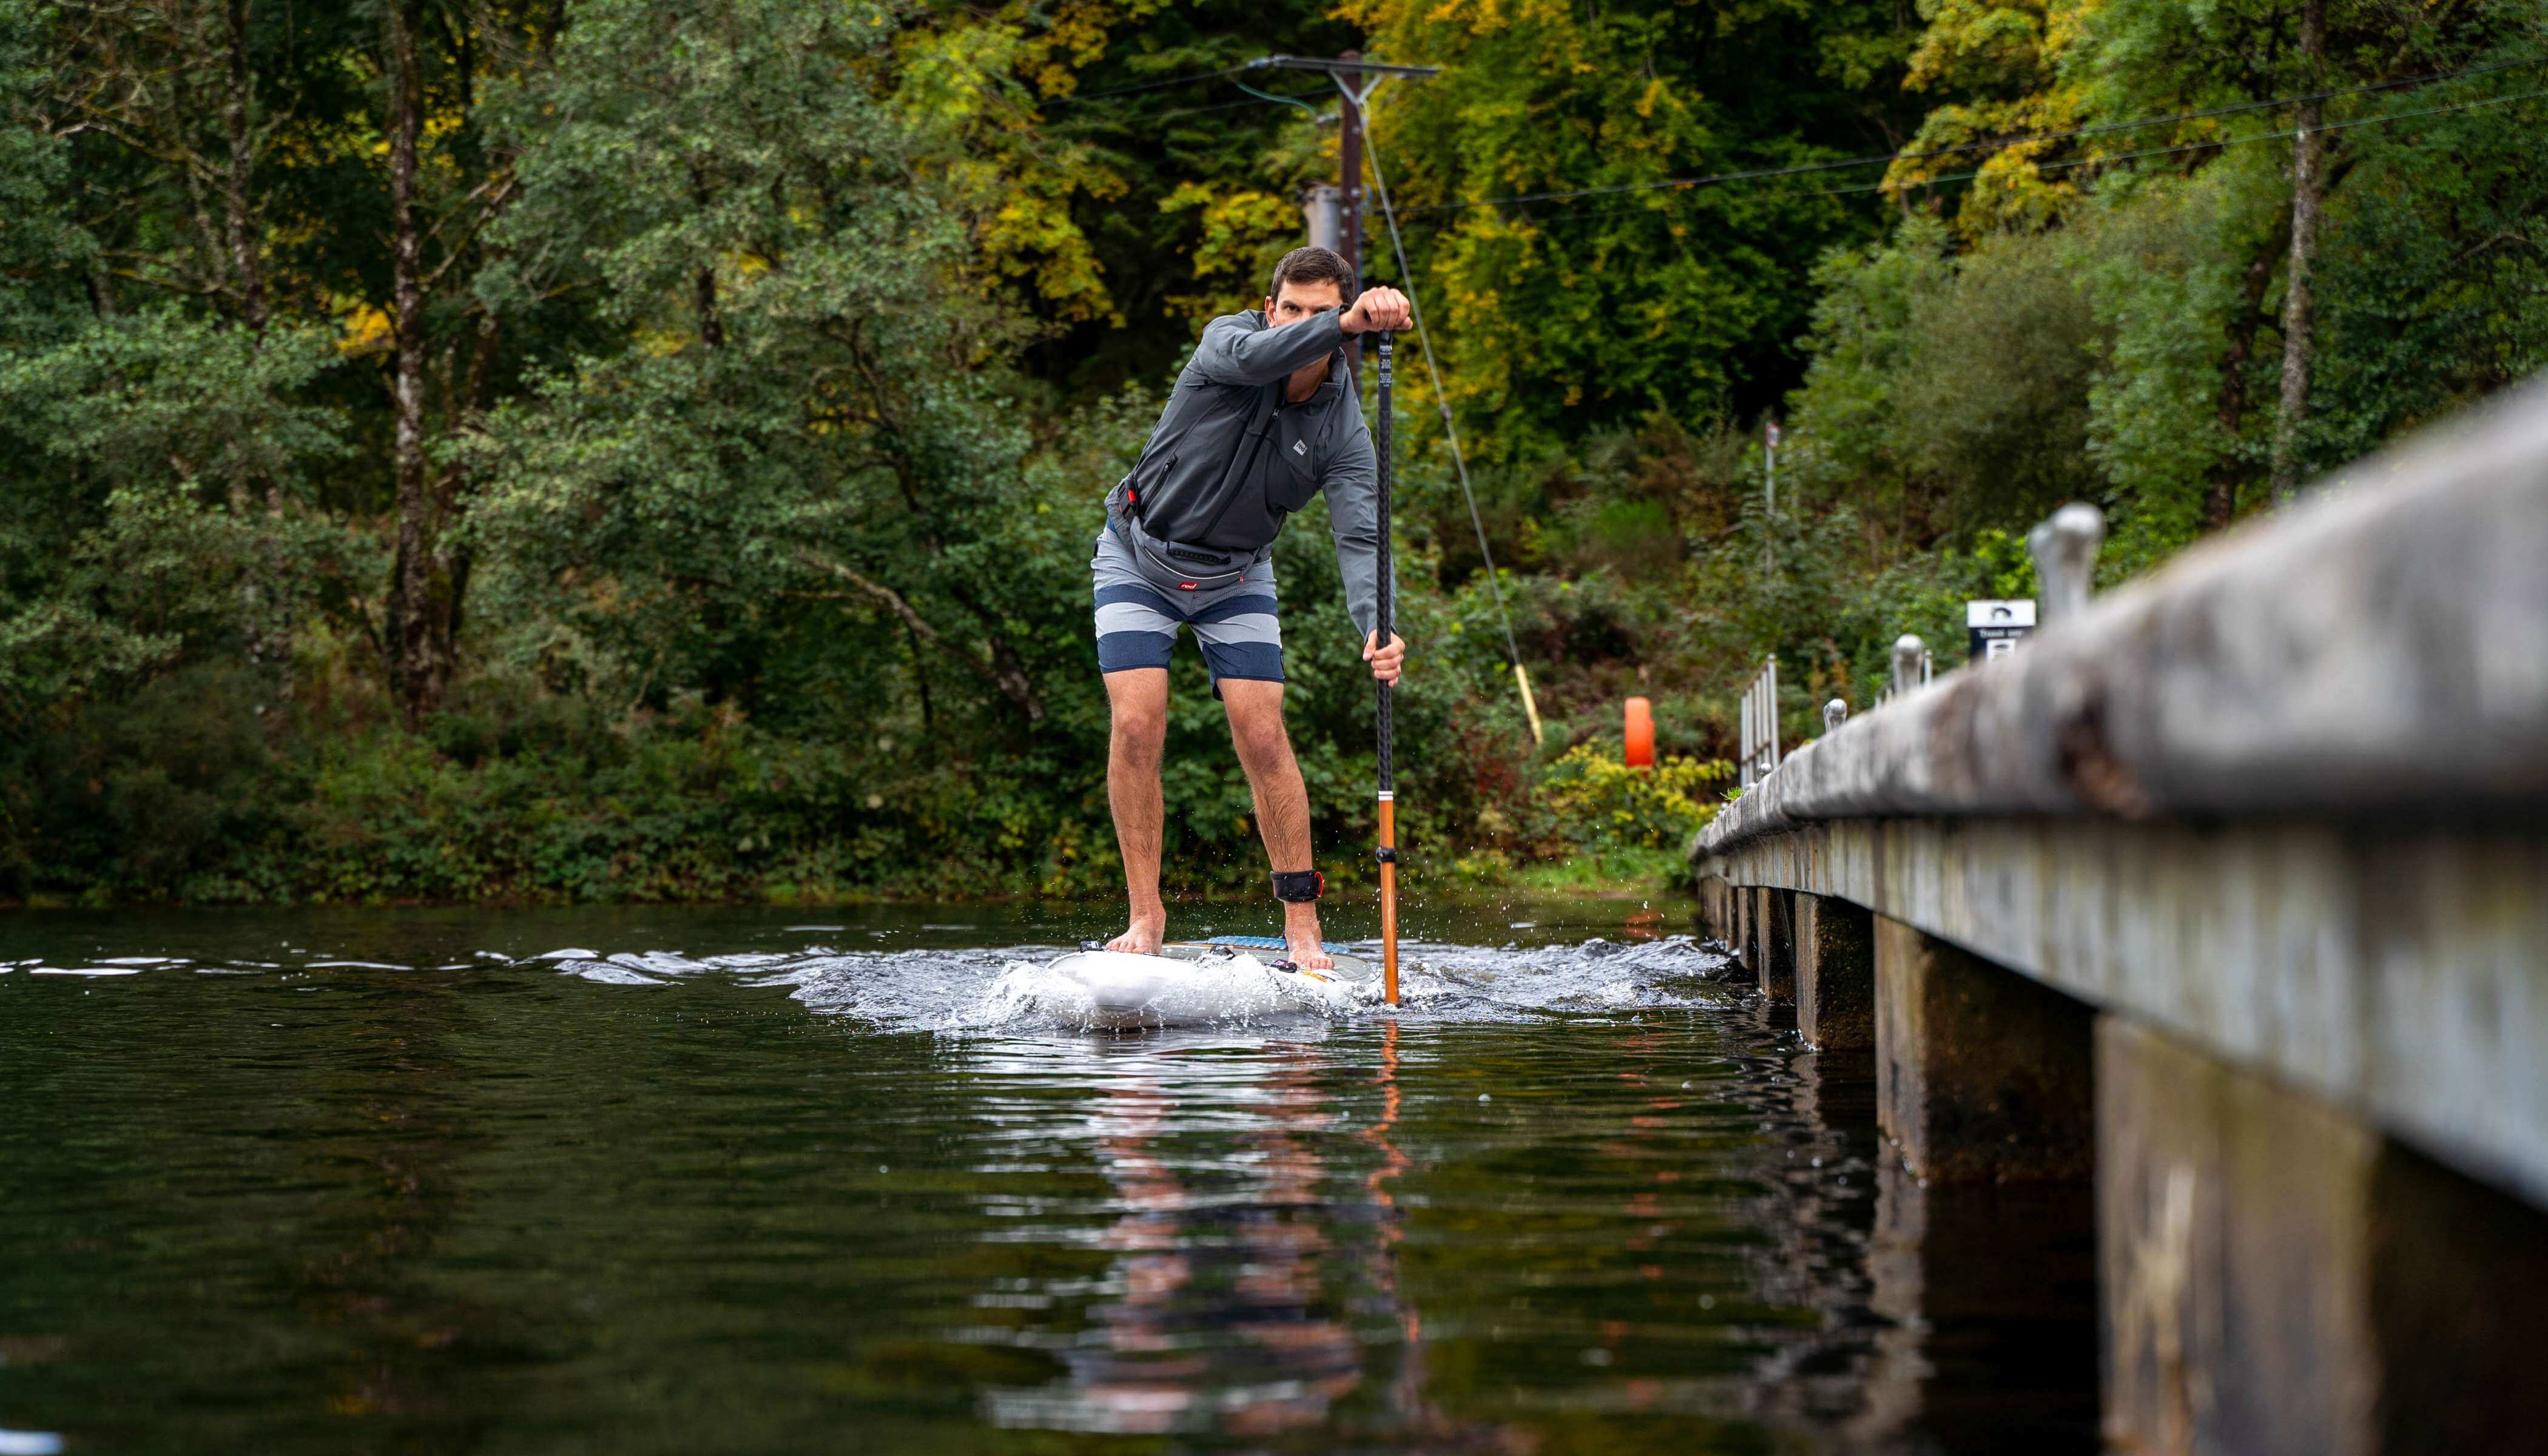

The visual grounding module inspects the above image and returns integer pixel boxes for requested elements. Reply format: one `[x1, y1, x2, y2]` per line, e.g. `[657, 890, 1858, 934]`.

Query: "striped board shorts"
[1090, 525, 1282, 692]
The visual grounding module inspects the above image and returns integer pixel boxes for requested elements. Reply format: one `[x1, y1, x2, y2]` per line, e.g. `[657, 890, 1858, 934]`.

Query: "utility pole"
[1335, 50, 1367, 372]
[1264, 53, 1441, 366]
[1336, 50, 1366, 283]
[1266, 53, 1443, 277]
[1264, 53, 1545, 749]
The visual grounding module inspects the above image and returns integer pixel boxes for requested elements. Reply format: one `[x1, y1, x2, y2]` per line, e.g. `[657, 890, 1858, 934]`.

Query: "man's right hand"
[1341, 286, 1412, 335]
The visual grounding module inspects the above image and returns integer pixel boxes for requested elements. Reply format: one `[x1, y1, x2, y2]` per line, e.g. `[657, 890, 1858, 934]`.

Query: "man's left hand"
[1363, 632, 1407, 685]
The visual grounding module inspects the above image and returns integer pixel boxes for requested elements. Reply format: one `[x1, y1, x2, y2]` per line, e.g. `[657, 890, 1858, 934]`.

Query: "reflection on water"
[0, 903, 2095, 1453]
[979, 1042, 1361, 1436]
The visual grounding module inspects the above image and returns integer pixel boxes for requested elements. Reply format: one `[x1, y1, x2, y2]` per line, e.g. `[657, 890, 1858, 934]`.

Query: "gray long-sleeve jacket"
[1108, 308, 1394, 638]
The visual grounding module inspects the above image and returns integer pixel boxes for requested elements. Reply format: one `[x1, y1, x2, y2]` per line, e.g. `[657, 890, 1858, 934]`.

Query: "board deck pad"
[1162, 937, 1378, 983]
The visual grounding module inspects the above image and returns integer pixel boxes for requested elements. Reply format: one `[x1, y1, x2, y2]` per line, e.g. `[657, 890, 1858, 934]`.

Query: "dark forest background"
[3, 0, 2541, 904]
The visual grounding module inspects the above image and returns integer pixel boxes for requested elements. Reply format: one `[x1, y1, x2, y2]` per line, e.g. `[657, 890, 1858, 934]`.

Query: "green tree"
[468, 0, 1059, 721]
[1341, 0, 1926, 454]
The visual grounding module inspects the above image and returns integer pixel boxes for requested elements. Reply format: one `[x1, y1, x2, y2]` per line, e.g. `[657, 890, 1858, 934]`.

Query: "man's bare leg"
[1104, 669, 1170, 955]
[1221, 679, 1334, 971]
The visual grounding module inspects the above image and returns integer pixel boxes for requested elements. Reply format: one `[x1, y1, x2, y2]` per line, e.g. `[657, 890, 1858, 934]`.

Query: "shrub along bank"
[1, 664, 1721, 907]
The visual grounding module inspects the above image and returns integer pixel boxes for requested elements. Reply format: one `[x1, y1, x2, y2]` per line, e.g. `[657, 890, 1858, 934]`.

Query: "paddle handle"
[1375, 331, 1398, 1005]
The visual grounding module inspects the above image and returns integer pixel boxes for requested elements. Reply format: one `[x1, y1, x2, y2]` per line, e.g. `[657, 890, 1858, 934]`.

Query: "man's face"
[1264, 278, 1344, 329]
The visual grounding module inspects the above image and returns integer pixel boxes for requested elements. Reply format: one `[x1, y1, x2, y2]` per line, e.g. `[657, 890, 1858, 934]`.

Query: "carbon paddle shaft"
[1375, 331, 1398, 1005]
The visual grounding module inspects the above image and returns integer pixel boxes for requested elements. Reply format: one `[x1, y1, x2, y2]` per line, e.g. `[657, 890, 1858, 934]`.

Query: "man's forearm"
[1196, 310, 1347, 385]
[1332, 533, 1388, 640]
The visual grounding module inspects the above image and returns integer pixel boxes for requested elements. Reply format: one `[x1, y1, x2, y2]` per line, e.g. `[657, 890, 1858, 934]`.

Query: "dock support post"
[1755, 888, 1796, 1002]
[1731, 887, 1753, 980]
[1747, 888, 1762, 970]
[2097, 1018, 2548, 1456]
[1875, 916, 2094, 1183]
[1796, 894, 1876, 1050]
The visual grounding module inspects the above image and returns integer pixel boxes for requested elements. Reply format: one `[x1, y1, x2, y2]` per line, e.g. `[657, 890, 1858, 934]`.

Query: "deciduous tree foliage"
[0, 0, 2540, 904]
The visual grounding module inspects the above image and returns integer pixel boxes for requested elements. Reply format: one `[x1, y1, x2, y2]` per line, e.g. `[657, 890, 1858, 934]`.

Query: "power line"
[1081, 88, 1327, 124]
[1398, 53, 2547, 217]
[1227, 76, 1322, 115]
[1036, 61, 1266, 108]
[1496, 84, 2548, 232]
[1037, 52, 1443, 113]
[1892, 84, 2548, 196]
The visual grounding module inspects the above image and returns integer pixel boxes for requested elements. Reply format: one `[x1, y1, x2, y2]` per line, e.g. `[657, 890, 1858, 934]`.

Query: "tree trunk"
[693, 172, 721, 347]
[436, 312, 501, 659]
[2270, 0, 2327, 504]
[696, 268, 722, 348]
[904, 618, 934, 731]
[224, 0, 291, 713]
[383, 0, 446, 724]
[221, 0, 267, 329]
[2205, 237, 2283, 532]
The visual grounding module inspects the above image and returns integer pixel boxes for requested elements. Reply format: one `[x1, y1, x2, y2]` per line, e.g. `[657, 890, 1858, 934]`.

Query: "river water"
[0, 901, 2095, 1454]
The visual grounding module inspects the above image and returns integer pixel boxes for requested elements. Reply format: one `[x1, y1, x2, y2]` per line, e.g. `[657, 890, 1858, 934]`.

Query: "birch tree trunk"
[220, 0, 295, 712]
[383, 0, 447, 723]
[2270, 0, 2328, 504]
[2206, 238, 2282, 531]
[221, 0, 266, 331]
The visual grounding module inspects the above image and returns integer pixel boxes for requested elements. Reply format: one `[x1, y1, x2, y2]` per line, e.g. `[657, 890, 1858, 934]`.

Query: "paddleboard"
[1046, 936, 1380, 1031]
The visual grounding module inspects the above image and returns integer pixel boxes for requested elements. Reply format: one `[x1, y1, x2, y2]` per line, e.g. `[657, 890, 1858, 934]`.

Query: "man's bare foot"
[1282, 905, 1335, 971]
[1105, 915, 1165, 956]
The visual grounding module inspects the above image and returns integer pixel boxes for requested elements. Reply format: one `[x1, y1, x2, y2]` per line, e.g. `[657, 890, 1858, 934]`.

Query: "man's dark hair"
[1267, 246, 1358, 304]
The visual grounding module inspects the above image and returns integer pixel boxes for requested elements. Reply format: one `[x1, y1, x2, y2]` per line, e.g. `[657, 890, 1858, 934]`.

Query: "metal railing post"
[2028, 502, 2106, 625]
[1740, 690, 1754, 790]
[1737, 653, 1781, 789]
[1892, 635, 1926, 699]
[1764, 655, 1779, 780]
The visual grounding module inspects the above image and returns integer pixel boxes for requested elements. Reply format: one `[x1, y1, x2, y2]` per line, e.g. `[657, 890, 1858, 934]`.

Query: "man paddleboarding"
[1093, 246, 1410, 970]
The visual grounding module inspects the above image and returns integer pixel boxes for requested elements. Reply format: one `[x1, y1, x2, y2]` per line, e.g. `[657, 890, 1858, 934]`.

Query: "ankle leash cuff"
[1271, 869, 1324, 903]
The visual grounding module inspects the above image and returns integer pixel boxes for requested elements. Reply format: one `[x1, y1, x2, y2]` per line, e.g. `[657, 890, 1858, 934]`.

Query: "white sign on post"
[1967, 599, 2037, 663]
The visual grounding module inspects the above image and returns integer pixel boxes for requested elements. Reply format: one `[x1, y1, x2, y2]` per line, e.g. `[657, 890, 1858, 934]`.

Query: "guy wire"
[1343, 77, 1532, 705]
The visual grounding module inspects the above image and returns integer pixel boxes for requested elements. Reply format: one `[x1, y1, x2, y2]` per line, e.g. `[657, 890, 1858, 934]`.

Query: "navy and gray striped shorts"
[1090, 526, 1283, 689]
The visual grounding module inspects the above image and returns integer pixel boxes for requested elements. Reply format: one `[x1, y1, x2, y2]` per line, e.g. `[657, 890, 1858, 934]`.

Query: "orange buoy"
[1624, 696, 1654, 767]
